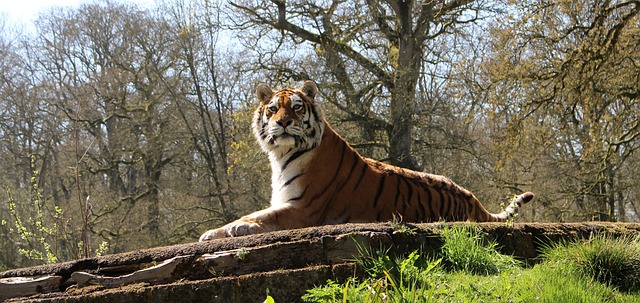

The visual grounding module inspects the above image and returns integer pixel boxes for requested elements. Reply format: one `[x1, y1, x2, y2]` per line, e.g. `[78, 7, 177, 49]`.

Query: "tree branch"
[229, 1, 394, 88]
[365, 0, 397, 42]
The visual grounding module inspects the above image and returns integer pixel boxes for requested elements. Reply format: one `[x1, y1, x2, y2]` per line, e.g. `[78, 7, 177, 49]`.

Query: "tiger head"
[253, 81, 325, 156]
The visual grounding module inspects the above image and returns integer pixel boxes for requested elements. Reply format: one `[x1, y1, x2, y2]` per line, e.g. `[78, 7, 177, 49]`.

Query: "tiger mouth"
[276, 132, 301, 141]
[265, 124, 307, 147]
[269, 127, 299, 139]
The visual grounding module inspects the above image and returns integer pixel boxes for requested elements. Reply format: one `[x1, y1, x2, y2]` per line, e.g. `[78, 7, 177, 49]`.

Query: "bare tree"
[227, 0, 484, 169]
[473, 0, 640, 221]
[162, 0, 239, 226]
[31, 2, 189, 248]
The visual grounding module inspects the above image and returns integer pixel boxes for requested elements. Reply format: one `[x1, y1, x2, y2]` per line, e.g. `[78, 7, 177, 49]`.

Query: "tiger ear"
[299, 80, 318, 99]
[256, 83, 273, 105]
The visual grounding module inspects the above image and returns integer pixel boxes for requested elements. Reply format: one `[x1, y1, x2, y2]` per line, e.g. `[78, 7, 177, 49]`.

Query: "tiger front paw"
[198, 220, 266, 241]
[226, 221, 265, 237]
[199, 227, 227, 241]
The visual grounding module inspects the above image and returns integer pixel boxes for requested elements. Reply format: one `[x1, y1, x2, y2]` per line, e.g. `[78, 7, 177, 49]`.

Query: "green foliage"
[2, 155, 111, 265]
[263, 295, 275, 303]
[3, 157, 61, 264]
[389, 216, 417, 235]
[235, 247, 249, 260]
[354, 245, 397, 280]
[95, 241, 110, 257]
[303, 279, 355, 302]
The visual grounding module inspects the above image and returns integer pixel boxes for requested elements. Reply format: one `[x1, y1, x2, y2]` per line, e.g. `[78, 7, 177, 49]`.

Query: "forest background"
[0, 0, 638, 270]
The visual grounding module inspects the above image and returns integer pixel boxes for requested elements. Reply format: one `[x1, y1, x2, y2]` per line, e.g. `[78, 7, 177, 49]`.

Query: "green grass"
[438, 225, 520, 275]
[542, 233, 640, 293]
[301, 226, 640, 303]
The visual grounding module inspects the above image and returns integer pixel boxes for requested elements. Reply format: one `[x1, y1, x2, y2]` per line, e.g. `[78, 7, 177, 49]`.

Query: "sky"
[1, 0, 154, 28]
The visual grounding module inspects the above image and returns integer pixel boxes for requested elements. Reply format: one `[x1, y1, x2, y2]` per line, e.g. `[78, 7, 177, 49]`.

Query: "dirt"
[2, 222, 639, 302]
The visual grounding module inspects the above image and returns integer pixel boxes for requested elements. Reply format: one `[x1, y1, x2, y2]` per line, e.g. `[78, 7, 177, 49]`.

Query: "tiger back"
[199, 81, 534, 241]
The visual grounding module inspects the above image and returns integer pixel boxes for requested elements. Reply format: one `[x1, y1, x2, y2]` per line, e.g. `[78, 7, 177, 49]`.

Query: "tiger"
[199, 81, 534, 241]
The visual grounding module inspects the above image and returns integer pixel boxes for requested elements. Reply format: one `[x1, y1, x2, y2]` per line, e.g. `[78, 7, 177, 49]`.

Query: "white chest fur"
[268, 148, 315, 208]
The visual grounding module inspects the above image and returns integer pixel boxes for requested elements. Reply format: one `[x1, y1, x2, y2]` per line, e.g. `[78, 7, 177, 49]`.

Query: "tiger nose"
[276, 118, 292, 127]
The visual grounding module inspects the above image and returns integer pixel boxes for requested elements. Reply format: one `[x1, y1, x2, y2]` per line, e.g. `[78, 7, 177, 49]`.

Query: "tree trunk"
[389, 80, 418, 170]
[389, 0, 421, 170]
[145, 157, 162, 246]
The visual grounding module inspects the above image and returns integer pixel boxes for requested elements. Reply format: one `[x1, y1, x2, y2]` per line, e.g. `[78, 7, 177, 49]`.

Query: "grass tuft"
[542, 233, 640, 292]
[438, 225, 519, 275]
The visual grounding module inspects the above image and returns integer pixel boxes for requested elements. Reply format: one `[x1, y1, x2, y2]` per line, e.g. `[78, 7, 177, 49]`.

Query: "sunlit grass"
[438, 225, 520, 275]
[301, 226, 640, 303]
[541, 233, 640, 293]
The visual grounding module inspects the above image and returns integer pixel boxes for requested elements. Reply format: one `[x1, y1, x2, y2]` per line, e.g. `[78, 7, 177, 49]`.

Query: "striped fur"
[199, 81, 534, 241]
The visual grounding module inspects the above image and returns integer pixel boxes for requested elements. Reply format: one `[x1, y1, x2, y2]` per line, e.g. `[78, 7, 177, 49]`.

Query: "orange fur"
[199, 81, 533, 241]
